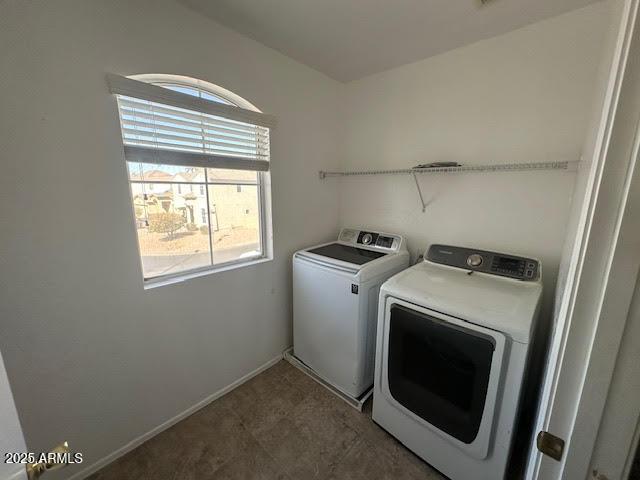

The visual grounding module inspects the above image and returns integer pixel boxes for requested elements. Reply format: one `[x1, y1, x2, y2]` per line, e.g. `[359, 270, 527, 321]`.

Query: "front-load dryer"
[373, 244, 543, 480]
[293, 228, 409, 399]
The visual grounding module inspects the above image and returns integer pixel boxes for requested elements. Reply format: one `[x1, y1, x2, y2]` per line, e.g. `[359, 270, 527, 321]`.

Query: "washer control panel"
[427, 244, 539, 281]
[358, 231, 378, 246]
[339, 228, 402, 252]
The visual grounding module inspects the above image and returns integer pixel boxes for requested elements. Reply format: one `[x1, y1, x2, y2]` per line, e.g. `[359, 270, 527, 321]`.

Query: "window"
[108, 73, 275, 283]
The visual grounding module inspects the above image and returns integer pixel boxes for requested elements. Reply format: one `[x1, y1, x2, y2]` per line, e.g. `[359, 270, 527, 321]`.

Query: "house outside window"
[109, 73, 274, 284]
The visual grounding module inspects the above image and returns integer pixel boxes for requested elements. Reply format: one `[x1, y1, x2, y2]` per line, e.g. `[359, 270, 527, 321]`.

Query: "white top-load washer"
[373, 244, 542, 480]
[293, 228, 409, 399]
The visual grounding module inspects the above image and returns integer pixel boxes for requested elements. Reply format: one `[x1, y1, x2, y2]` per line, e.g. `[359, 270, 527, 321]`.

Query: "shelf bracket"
[412, 172, 427, 213]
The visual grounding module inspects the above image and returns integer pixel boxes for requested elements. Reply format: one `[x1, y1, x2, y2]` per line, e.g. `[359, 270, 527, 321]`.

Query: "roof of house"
[175, 170, 203, 182]
[130, 167, 256, 183]
[129, 169, 174, 182]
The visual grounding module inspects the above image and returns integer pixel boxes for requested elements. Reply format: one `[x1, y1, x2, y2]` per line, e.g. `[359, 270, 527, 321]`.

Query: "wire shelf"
[319, 160, 578, 212]
[319, 160, 577, 179]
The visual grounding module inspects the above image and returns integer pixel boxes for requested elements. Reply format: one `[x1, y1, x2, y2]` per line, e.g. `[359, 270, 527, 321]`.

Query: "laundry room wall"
[0, 1, 341, 478]
[338, 1, 614, 337]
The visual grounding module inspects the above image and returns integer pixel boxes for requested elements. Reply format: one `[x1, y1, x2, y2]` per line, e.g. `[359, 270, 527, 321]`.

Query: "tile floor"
[88, 360, 444, 479]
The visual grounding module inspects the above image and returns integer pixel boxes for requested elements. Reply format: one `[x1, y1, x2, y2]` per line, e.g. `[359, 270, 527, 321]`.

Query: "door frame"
[527, 0, 640, 478]
[0, 347, 27, 480]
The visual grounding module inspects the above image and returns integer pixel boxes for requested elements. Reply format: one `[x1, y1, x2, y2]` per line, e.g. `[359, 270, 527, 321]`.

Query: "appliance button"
[361, 233, 373, 245]
[526, 270, 534, 277]
[527, 262, 536, 269]
[467, 254, 483, 267]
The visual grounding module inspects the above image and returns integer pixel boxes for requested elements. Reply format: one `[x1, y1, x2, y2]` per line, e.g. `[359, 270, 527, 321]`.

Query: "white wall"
[0, 0, 617, 478]
[0, 0, 341, 477]
[339, 2, 612, 337]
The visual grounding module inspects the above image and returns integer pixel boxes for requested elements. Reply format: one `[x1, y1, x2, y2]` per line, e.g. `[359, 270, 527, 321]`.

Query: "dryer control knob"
[361, 233, 373, 245]
[467, 254, 483, 267]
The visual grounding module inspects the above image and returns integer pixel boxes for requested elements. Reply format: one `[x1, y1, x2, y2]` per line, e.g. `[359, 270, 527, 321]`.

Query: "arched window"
[107, 73, 274, 284]
[130, 74, 259, 110]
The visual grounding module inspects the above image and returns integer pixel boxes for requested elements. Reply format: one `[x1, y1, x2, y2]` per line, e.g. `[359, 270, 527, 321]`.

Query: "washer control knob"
[467, 254, 483, 267]
[361, 233, 373, 245]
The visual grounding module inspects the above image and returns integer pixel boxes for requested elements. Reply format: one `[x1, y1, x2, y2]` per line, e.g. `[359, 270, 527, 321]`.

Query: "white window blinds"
[107, 74, 275, 171]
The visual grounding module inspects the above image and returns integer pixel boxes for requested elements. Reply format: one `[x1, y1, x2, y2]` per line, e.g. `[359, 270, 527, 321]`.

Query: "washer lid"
[307, 243, 387, 265]
[382, 261, 542, 343]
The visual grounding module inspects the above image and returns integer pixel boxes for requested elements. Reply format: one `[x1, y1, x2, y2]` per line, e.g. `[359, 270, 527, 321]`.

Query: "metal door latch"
[26, 441, 71, 480]
[537, 431, 565, 461]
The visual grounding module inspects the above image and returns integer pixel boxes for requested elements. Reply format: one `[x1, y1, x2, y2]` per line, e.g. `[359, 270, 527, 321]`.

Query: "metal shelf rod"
[318, 160, 577, 179]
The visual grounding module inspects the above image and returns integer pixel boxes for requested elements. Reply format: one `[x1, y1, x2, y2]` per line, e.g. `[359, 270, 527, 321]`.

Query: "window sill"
[143, 256, 272, 290]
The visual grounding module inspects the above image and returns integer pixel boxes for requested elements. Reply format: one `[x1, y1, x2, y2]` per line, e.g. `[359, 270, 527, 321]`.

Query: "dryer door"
[380, 298, 506, 460]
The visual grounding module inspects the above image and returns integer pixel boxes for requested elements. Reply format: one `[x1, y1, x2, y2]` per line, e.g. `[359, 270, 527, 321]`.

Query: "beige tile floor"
[88, 360, 444, 480]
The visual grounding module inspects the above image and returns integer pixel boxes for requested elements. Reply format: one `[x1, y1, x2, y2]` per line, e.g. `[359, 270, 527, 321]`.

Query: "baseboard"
[69, 352, 284, 480]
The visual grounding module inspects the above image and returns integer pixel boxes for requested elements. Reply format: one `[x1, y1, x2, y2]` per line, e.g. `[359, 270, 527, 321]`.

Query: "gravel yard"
[137, 226, 259, 255]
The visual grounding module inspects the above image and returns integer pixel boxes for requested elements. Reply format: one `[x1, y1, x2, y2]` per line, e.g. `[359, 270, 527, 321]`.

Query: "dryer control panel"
[427, 244, 540, 281]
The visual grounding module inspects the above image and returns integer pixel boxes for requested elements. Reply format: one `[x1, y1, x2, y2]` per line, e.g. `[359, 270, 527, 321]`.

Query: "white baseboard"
[69, 352, 284, 480]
